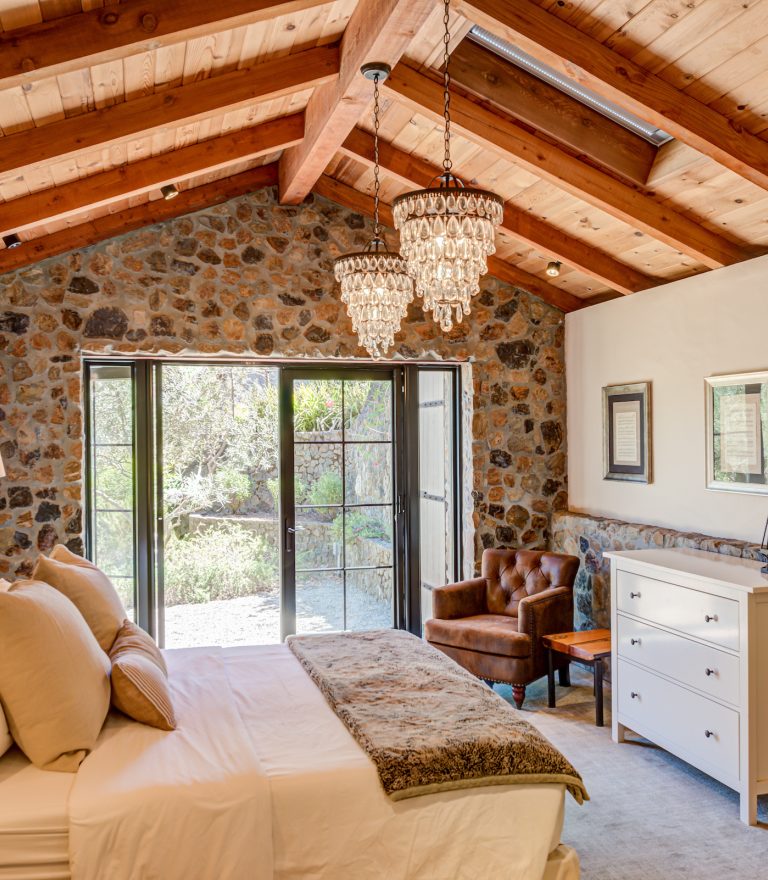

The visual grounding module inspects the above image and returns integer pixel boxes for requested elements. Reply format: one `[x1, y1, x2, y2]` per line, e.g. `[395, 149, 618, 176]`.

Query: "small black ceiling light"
[161, 184, 180, 201]
[3, 233, 22, 249]
[546, 260, 562, 277]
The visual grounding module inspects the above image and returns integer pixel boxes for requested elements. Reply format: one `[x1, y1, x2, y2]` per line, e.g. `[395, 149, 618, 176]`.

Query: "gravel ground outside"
[164, 579, 392, 648]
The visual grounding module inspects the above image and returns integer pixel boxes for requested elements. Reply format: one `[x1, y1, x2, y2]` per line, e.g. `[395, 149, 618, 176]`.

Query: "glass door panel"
[418, 370, 457, 632]
[287, 375, 396, 636]
[157, 364, 281, 648]
[86, 364, 137, 618]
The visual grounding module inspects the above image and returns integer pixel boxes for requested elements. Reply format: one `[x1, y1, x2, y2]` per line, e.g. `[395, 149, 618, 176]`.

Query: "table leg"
[547, 648, 556, 708]
[594, 657, 604, 727]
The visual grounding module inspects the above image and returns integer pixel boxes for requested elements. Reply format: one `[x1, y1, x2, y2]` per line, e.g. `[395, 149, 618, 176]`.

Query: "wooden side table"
[542, 629, 611, 727]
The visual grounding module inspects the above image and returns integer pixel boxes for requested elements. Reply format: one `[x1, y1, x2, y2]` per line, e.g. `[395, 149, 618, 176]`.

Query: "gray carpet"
[495, 670, 768, 879]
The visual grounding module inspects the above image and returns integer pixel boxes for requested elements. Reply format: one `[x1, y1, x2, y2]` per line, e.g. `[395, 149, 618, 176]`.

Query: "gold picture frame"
[706, 371, 768, 494]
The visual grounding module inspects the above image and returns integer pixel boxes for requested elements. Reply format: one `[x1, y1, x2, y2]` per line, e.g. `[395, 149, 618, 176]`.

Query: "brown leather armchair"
[425, 549, 579, 709]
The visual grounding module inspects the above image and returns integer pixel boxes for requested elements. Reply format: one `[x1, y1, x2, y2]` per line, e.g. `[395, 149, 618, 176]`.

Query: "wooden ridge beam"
[384, 64, 747, 270]
[0, 0, 331, 90]
[0, 165, 278, 276]
[0, 45, 338, 180]
[312, 174, 584, 313]
[278, 0, 435, 205]
[0, 114, 304, 239]
[340, 127, 657, 295]
[455, 0, 768, 193]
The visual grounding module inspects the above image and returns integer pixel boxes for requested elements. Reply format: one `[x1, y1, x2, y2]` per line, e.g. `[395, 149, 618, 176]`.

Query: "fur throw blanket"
[287, 629, 588, 803]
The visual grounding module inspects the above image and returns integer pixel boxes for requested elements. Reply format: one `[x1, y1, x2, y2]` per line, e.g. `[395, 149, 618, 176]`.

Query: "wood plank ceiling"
[1, 0, 768, 313]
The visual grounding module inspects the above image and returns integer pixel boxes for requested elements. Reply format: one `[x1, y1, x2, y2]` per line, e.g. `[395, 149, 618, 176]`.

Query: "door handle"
[285, 521, 299, 553]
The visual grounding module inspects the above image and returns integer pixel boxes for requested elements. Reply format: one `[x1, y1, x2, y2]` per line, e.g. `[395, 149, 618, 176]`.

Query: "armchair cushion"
[425, 614, 531, 659]
[431, 577, 486, 620]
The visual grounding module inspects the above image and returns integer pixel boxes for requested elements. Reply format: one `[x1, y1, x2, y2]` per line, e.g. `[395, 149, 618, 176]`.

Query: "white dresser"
[605, 547, 768, 825]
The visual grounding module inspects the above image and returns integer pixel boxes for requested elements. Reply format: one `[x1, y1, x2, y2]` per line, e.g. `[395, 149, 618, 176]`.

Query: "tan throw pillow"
[110, 622, 175, 731]
[33, 548, 126, 652]
[112, 619, 167, 675]
[0, 581, 111, 771]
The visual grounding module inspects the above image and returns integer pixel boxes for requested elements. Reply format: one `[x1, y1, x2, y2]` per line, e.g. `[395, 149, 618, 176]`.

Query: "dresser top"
[604, 547, 768, 593]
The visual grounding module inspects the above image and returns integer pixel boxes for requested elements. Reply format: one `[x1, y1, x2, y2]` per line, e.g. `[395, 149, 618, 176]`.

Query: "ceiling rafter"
[450, 40, 656, 186]
[0, 165, 279, 276]
[312, 174, 584, 313]
[278, 0, 436, 206]
[339, 127, 657, 296]
[0, 45, 338, 181]
[0, 115, 304, 239]
[383, 64, 749, 270]
[455, 0, 768, 193]
[0, 0, 332, 90]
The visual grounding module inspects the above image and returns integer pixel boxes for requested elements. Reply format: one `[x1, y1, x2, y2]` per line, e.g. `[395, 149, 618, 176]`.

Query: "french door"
[279, 369, 402, 640]
[85, 360, 461, 647]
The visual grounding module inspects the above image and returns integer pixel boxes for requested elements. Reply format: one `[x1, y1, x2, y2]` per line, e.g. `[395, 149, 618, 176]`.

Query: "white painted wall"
[566, 254, 768, 544]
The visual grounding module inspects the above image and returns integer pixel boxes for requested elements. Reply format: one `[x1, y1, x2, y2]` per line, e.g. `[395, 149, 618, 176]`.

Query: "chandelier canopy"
[392, 0, 503, 332]
[334, 64, 413, 358]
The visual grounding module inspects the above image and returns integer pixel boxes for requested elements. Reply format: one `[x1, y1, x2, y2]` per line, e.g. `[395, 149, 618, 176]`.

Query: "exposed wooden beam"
[0, 165, 278, 276]
[278, 0, 436, 205]
[0, 115, 304, 239]
[312, 174, 584, 313]
[451, 40, 655, 185]
[384, 65, 747, 270]
[0, 0, 331, 90]
[0, 45, 338, 180]
[340, 127, 657, 295]
[455, 0, 768, 193]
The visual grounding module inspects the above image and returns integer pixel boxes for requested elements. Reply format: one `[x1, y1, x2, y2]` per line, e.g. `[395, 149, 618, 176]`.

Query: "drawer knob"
[629, 591, 641, 599]
[704, 614, 718, 623]
[705, 668, 717, 677]
[630, 691, 639, 699]
[630, 638, 641, 646]
[704, 730, 715, 739]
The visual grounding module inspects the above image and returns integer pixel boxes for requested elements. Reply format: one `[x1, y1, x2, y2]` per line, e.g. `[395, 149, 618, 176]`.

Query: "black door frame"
[84, 357, 462, 643]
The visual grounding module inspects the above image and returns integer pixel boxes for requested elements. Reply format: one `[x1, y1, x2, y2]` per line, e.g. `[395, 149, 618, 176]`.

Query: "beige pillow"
[50, 544, 93, 567]
[33, 548, 126, 652]
[0, 578, 11, 591]
[110, 624, 175, 731]
[0, 702, 11, 758]
[0, 581, 111, 771]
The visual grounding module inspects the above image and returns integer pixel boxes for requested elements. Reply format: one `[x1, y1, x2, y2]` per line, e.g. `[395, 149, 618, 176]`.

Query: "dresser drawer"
[616, 570, 739, 651]
[617, 659, 740, 782]
[616, 615, 740, 705]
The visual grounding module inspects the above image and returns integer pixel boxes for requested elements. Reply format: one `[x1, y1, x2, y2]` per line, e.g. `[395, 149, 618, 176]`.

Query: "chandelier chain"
[442, 0, 452, 175]
[373, 72, 381, 237]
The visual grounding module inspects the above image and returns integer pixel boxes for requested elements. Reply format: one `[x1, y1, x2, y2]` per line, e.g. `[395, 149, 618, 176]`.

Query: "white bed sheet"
[0, 643, 578, 880]
[0, 748, 72, 880]
[226, 644, 570, 880]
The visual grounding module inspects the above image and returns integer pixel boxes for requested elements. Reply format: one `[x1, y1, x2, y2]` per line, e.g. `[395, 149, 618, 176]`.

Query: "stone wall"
[0, 186, 567, 578]
[552, 510, 765, 630]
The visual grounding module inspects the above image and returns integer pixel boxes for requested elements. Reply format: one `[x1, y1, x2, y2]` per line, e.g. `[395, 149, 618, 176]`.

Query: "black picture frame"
[602, 382, 652, 483]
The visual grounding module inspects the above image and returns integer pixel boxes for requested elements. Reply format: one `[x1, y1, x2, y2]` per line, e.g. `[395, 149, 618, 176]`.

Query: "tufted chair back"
[482, 548, 579, 617]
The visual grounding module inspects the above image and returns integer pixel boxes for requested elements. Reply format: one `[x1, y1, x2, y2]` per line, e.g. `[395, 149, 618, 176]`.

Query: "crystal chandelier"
[334, 64, 413, 358]
[392, 0, 503, 332]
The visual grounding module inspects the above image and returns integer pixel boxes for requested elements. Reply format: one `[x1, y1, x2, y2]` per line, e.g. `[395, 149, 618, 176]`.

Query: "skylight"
[468, 26, 673, 147]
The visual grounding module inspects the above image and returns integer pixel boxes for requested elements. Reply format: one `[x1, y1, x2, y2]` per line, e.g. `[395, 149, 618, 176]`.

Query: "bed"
[0, 644, 580, 880]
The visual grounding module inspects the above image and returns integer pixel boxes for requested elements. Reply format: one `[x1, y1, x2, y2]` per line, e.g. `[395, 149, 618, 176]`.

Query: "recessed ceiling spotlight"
[546, 260, 561, 277]
[2, 233, 22, 249]
[161, 184, 180, 201]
